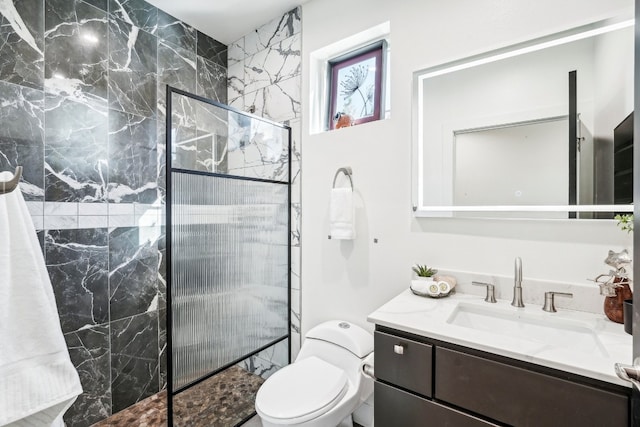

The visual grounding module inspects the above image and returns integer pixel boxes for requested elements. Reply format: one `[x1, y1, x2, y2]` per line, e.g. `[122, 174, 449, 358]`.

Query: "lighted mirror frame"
[411, 16, 635, 218]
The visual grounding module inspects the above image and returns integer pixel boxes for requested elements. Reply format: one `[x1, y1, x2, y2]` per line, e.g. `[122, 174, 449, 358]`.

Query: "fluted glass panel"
[171, 172, 289, 389]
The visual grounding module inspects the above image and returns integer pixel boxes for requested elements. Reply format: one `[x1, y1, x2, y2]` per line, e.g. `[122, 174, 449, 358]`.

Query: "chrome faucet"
[511, 257, 525, 307]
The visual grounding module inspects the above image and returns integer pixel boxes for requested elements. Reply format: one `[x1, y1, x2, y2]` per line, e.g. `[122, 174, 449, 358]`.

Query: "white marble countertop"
[367, 289, 633, 387]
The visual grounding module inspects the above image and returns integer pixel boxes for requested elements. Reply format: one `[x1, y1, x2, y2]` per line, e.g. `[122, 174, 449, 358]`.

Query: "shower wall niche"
[166, 87, 291, 426]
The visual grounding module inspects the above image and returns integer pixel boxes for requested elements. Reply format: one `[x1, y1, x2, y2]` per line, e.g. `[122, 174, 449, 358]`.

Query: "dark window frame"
[328, 41, 385, 130]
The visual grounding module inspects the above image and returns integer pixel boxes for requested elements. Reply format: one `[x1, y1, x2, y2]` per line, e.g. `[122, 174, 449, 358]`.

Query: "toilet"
[255, 320, 374, 427]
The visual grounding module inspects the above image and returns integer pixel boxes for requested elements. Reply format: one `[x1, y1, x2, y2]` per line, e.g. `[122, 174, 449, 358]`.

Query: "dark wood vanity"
[374, 326, 631, 427]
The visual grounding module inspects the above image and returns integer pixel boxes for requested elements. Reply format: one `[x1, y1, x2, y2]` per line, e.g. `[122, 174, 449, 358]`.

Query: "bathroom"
[0, 0, 638, 425]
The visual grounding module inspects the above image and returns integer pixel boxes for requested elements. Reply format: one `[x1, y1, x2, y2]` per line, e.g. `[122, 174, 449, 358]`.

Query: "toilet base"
[337, 415, 353, 427]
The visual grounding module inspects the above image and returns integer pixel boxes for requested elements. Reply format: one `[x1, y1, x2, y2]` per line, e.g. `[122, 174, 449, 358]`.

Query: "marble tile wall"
[0, 0, 227, 425]
[227, 7, 303, 363]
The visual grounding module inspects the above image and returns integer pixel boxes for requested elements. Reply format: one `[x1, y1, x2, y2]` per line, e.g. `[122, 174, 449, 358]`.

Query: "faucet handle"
[472, 281, 497, 303]
[542, 291, 573, 313]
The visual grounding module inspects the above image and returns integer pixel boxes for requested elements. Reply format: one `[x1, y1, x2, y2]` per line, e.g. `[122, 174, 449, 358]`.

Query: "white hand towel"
[0, 172, 82, 427]
[330, 187, 356, 240]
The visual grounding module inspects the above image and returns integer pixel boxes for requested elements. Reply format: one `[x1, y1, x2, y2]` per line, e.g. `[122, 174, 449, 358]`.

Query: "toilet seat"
[255, 356, 349, 424]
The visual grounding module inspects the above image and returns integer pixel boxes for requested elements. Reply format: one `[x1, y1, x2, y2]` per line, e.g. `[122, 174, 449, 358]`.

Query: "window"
[328, 42, 385, 130]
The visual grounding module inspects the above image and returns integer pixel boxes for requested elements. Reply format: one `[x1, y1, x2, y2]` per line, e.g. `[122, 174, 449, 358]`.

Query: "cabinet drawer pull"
[394, 344, 405, 355]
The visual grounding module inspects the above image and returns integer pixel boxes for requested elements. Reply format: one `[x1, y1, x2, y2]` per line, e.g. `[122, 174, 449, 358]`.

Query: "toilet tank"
[297, 321, 373, 368]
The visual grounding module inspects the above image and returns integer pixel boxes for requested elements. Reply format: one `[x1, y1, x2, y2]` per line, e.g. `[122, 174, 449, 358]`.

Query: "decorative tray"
[410, 284, 455, 299]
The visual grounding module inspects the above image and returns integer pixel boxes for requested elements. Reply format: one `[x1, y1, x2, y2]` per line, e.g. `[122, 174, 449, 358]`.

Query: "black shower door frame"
[165, 85, 292, 426]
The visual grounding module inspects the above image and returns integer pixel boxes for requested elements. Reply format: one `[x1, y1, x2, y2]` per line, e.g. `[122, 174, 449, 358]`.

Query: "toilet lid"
[255, 356, 349, 424]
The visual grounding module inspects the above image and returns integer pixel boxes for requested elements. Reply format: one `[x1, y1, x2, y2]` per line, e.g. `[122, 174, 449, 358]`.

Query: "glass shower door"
[165, 86, 291, 426]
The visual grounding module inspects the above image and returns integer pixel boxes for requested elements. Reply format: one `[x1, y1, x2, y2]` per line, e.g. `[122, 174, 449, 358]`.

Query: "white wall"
[300, 0, 633, 336]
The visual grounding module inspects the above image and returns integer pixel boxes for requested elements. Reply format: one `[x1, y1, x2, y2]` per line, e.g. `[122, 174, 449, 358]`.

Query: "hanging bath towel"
[329, 187, 356, 240]
[0, 172, 82, 427]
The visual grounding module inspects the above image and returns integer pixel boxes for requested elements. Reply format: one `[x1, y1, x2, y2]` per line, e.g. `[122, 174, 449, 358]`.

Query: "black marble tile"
[108, 0, 157, 34]
[196, 56, 227, 104]
[0, 0, 44, 90]
[108, 110, 158, 203]
[109, 68, 157, 118]
[44, 94, 108, 202]
[46, 228, 109, 333]
[197, 31, 226, 68]
[158, 308, 166, 390]
[64, 324, 112, 427]
[108, 17, 157, 72]
[0, 81, 44, 200]
[156, 41, 196, 180]
[157, 229, 166, 311]
[157, 8, 195, 52]
[84, 0, 108, 11]
[170, 124, 198, 171]
[156, 118, 166, 203]
[44, 0, 108, 102]
[111, 311, 160, 412]
[109, 226, 159, 321]
[157, 40, 196, 95]
[108, 17, 157, 117]
[34, 231, 44, 258]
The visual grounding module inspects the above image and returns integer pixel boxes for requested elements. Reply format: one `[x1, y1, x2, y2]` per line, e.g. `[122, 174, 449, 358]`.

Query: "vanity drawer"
[375, 381, 498, 427]
[435, 347, 629, 427]
[375, 331, 432, 397]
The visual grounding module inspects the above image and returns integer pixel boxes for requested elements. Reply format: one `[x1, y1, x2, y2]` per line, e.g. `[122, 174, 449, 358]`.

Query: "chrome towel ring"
[332, 167, 353, 190]
[0, 166, 22, 195]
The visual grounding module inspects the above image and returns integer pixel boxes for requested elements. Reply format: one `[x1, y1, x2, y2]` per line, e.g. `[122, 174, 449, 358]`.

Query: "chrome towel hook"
[0, 166, 23, 195]
[332, 167, 353, 190]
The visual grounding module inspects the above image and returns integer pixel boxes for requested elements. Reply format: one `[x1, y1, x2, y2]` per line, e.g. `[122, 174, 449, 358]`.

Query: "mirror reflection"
[414, 18, 634, 218]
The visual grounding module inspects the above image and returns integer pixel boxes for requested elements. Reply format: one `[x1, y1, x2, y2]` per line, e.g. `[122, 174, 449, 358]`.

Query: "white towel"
[330, 187, 356, 240]
[0, 173, 82, 427]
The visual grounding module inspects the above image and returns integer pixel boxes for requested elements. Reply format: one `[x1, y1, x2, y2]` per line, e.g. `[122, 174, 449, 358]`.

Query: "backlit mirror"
[412, 16, 634, 219]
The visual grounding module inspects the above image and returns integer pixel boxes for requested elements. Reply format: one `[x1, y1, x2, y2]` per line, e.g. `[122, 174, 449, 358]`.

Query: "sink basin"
[447, 303, 609, 357]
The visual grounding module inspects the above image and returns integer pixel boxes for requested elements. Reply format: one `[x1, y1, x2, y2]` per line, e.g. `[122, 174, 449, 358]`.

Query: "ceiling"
[146, 0, 312, 45]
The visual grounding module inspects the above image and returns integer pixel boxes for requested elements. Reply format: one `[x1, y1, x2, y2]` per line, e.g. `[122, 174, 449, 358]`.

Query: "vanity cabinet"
[374, 327, 630, 427]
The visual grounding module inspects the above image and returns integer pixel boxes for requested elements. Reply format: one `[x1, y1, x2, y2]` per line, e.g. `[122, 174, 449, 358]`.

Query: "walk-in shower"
[165, 86, 291, 426]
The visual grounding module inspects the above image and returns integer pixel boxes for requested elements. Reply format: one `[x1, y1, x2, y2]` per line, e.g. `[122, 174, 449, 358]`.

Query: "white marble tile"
[290, 160, 301, 203]
[135, 212, 161, 227]
[244, 7, 301, 57]
[291, 202, 300, 247]
[44, 201, 78, 216]
[290, 246, 300, 290]
[246, 77, 301, 123]
[290, 330, 301, 361]
[108, 215, 137, 228]
[240, 355, 279, 380]
[289, 119, 301, 163]
[291, 288, 300, 332]
[25, 201, 44, 216]
[227, 60, 245, 102]
[244, 34, 301, 94]
[44, 215, 79, 230]
[78, 202, 108, 215]
[228, 38, 246, 65]
[79, 215, 108, 229]
[108, 203, 135, 215]
[134, 203, 162, 217]
[30, 215, 44, 231]
[228, 96, 243, 111]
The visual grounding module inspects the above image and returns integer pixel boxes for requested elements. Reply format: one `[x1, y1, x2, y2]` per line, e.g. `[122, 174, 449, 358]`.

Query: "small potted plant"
[412, 264, 437, 282]
[614, 214, 633, 233]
